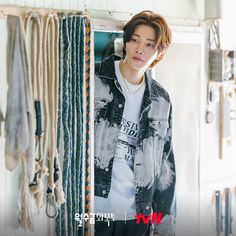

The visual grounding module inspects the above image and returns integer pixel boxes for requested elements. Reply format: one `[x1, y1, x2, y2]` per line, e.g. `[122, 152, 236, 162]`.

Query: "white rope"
[24, 12, 46, 209]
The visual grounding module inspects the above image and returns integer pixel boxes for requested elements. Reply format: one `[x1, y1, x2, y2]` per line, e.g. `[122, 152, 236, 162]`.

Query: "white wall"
[156, 43, 202, 236]
[0, 0, 221, 21]
[219, 0, 236, 49]
[0, 0, 85, 11]
[156, 21, 236, 236]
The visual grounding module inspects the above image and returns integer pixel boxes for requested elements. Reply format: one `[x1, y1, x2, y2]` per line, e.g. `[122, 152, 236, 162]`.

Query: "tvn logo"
[135, 212, 162, 224]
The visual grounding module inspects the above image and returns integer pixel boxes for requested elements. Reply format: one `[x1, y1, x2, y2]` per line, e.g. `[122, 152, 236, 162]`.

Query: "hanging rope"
[45, 13, 65, 218]
[84, 17, 92, 236]
[5, 9, 92, 235]
[56, 13, 92, 236]
[24, 12, 48, 210]
[57, 14, 71, 236]
[24, 11, 64, 214]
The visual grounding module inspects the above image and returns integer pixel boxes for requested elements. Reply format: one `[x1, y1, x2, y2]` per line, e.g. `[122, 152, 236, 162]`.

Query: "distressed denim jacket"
[94, 55, 176, 236]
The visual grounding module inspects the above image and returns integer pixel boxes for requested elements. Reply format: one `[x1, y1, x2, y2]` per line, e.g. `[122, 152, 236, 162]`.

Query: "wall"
[156, 43, 202, 236]
[219, 0, 236, 50]
[0, 0, 84, 11]
[156, 24, 236, 236]
[0, 0, 221, 20]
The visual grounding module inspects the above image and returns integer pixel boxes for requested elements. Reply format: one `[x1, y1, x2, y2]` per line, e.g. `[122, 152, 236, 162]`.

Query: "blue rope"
[57, 16, 71, 236]
[68, 16, 80, 236]
[56, 15, 63, 236]
[70, 15, 77, 234]
[56, 14, 88, 236]
[66, 16, 73, 236]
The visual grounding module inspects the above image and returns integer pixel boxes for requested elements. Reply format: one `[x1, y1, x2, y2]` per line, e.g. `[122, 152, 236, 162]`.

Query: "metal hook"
[46, 193, 58, 218]
[35, 137, 43, 161]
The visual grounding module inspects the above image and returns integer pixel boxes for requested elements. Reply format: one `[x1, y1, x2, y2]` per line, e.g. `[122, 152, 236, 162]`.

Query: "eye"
[146, 43, 155, 48]
[130, 37, 138, 43]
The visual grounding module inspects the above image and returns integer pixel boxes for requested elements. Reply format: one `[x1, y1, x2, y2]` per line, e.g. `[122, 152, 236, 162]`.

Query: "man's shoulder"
[148, 77, 171, 103]
[95, 54, 121, 77]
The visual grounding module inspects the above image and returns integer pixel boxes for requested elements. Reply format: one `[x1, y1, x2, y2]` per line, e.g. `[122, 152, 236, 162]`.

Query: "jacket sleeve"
[152, 103, 176, 236]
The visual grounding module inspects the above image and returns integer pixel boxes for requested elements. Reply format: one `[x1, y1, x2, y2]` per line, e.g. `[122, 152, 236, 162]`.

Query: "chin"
[129, 61, 145, 70]
[133, 63, 149, 72]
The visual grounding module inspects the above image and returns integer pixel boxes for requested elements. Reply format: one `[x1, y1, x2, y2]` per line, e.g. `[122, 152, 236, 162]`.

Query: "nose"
[137, 50, 144, 55]
[136, 43, 144, 55]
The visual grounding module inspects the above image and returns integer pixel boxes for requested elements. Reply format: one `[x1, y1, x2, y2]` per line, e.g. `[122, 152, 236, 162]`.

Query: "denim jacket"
[94, 55, 176, 236]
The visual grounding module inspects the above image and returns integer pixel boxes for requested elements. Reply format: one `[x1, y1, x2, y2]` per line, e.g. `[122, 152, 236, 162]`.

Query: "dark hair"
[123, 10, 171, 66]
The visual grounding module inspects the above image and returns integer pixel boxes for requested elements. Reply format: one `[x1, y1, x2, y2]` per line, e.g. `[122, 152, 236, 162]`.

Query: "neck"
[119, 59, 145, 85]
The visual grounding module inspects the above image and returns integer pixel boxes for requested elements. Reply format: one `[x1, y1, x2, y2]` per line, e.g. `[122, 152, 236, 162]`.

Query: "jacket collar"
[96, 54, 120, 80]
[96, 55, 160, 105]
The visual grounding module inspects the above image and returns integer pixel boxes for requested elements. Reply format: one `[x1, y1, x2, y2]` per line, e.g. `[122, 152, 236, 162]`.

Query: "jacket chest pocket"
[94, 96, 112, 121]
[95, 97, 111, 110]
[149, 119, 169, 140]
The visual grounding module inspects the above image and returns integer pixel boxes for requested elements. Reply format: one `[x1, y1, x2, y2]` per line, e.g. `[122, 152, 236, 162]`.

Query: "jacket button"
[118, 104, 123, 108]
[102, 190, 106, 195]
[105, 167, 109, 172]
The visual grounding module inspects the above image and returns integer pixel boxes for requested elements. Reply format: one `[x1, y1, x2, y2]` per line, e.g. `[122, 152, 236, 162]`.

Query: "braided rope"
[71, 15, 79, 235]
[84, 17, 91, 236]
[79, 17, 86, 236]
[56, 14, 92, 236]
[67, 16, 73, 236]
[59, 15, 71, 236]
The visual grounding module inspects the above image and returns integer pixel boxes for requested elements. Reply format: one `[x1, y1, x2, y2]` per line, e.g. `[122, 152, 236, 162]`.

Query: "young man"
[94, 10, 176, 236]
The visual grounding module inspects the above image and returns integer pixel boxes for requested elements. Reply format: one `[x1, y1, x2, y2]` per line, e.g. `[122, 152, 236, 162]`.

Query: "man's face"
[124, 24, 158, 71]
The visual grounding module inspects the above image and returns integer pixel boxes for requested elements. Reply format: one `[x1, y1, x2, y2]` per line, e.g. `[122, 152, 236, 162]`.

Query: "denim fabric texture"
[94, 55, 176, 236]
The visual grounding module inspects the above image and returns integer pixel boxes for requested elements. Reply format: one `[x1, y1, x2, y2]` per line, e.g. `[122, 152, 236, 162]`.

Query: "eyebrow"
[132, 33, 156, 42]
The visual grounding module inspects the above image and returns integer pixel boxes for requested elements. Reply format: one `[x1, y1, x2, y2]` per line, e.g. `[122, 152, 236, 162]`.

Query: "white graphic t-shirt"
[94, 60, 145, 220]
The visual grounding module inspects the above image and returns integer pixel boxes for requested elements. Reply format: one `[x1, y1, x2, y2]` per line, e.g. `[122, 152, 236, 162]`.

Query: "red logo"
[135, 212, 162, 224]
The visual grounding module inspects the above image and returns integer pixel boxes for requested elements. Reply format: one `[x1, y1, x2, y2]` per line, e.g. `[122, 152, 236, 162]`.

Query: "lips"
[132, 56, 144, 62]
